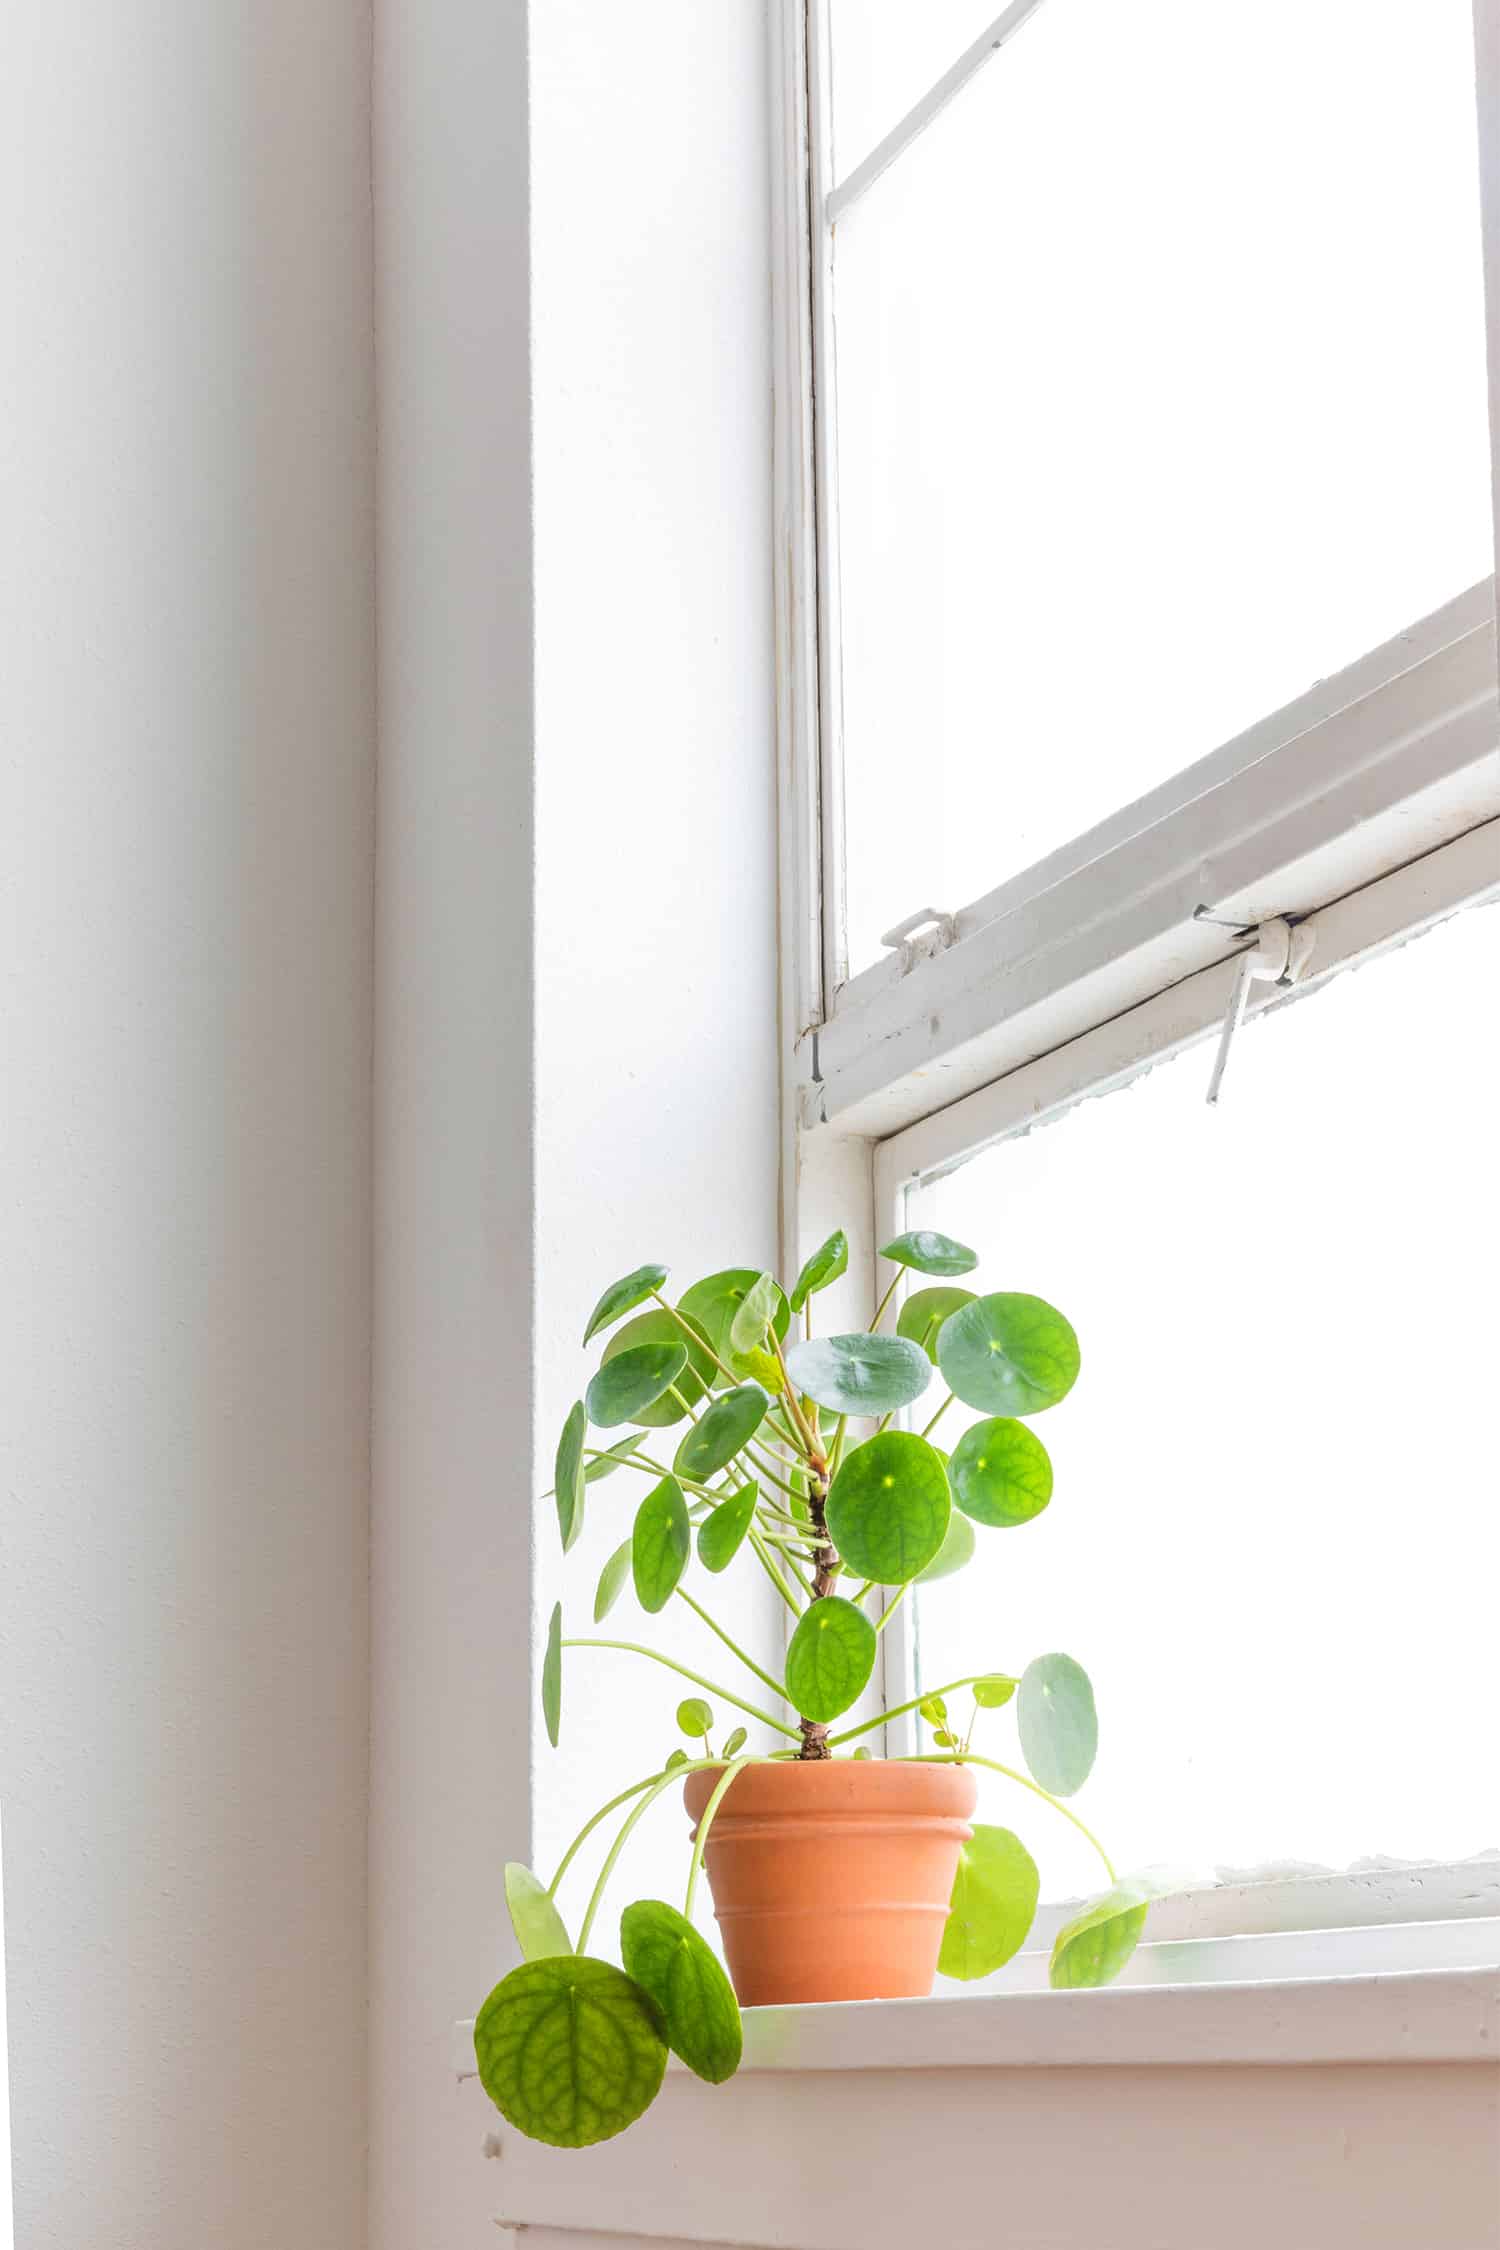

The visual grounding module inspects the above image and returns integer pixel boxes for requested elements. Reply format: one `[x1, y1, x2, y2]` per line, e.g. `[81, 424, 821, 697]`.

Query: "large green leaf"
[582, 1263, 668, 1345]
[473, 1956, 667, 2148]
[1050, 1871, 1185, 1989]
[782, 1332, 932, 1417]
[897, 1284, 976, 1361]
[587, 1340, 688, 1429]
[542, 1601, 562, 1748]
[632, 1477, 691, 1613]
[879, 1229, 978, 1277]
[554, 1400, 587, 1553]
[585, 1433, 649, 1484]
[937, 1293, 1080, 1417]
[1017, 1652, 1097, 1796]
[593, 1537, 633, 1623]
[695, 1482, 758, 1573]
[678, 1269, 790, 1385]
[504, 1863, 572, 1962]
[790, 1229, 849, 1313]
[728, 1271, 780, 1358]
[949, 1416, 1053, 1528]
[917, 1505, 976, 1583]
[824, 1431, 950, 1584]
[601, 1309, 715, 1426]
[620, 1900, 743, 2085]
[674, 1384, 768, 1481]
[938, 1825, 1040, 1981]
[784, 1595, 877, 1723]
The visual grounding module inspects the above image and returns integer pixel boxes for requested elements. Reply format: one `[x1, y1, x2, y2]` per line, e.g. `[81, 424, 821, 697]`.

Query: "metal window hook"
[1200, 911, 1316, 1106]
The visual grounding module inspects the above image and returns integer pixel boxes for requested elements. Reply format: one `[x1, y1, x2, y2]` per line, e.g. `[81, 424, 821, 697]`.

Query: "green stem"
[828, 1413, 848, 1478]
[684, 1754, 759, 1918]
[899, 1752, 1117, 1883]
[875, 1582, 909, 1634]
[920, 1392, 955, 1441]
[563, 1639, 800, 1739]
[578, 1767, 695, 1952]
[675, 1587, 788, 1699]
[743, 1446, 802, 1499]
[650, 1290, 739, 1388]
[769, 1328, 820, 1459]
[869, 1270, 902, 1333]
[826, 1673, 1018, 1745]
[748, 1528, 807, 1614]
[549, 1755, 723, 1900]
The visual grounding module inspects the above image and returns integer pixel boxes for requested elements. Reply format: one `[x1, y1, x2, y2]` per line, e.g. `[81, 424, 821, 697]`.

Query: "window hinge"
[1197, 909, 1316, 1105]
[879, 905, 958, 977]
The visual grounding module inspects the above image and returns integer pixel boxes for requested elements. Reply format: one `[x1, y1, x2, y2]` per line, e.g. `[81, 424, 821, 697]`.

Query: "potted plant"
[474, 1230, 1172, 2150]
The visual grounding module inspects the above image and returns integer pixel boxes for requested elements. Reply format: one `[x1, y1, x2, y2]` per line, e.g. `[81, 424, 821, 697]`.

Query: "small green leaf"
[1017, 1652, 1097, 1796]
[582, 1263, 669, 1345]
[554, 1401, 587, 1553]
[824, 1431, 950, 1583]
[632, 1477, 691, 1613]
[542, 1602, 562, 1748]
[601, 1309, 715, 1426]
[676, 1697, 714, 1738]
[790, 1229, 849, 1313]
[897, 1284, 977, 1361]
[939, 1826, 1040, 1981]
[784, 1595, 877, 1723]
[677, 1269, 790, 1386]
[937, 1293, 1080, 1417]
[1049, 1871, 1186, 1989]
[473, 1956, 667, 2148]
[879, 1230, 978, 1277]
[949, 1416, 1054, 1527]
[782, 1332, 932, 1417]
[674, 1384, 768, 1481]
[695, 1482, 758, 1573]
[504, 1863, 572, 1962]
[587, 1341, 688, 1429]
[919, 1695, 949, 1725]
[933, 1727, 957, 1748]
[972, 1674, 1016, 1709]
[737, 1345, 785, 1393]
[620, 1900, 743, 2085]
[664, 1747, 689, 1772]
[728, 1271, 779, 1358]
[918, 1506, 976, 1583]
[585, 1433, 649, 1484]
[722, 1725, 747, 1757]
[851, 1745, 872, 1760]
[593, 1538, 633, 1623]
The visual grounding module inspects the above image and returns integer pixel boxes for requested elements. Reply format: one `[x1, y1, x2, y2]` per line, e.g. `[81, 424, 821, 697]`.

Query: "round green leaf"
[824, 1431, 950, 1584]
[620, 1900, 743, 2085]
[1049, 1871, 1184, 1989]
[972, 1674, 1017, 1708]
[554, 1400, 587, 1553]
[782, 1332, 932, 1417]
[582, 1263, 669, 1346]
[601, 1309, 715, 1426]
[784, 1595, 877, 1723]
[632, 1477, 691, 1614]
[542, 1601, 562, 1748]
[504, 1862, 572, 1962]
[917, 1506, 976, 1583]
[938, 1825, 1040, 1981]
[1017, 1652, 1097, 1797]
[676, 1697, 714, 1738]
[674, 1384, 768, 1481]
[728, 1271, 780, 1358]
[790, 1228, 849, 1313]
[851, 1745, 872, 1760]
[473, 1956, 667, 2148]
[949, 1417, 1054, 1527]
[937, 1293, 1080, 1417]
[593, 1537, 633, 1623]
[587, 1340, 688, 1429]
[879, 1229, 978, 1277]
[897, 1284, 977, 1361]
[722, 1725, 747, 1757]
[585, 1433, 648, 1484]
[696, 1482, 758, 1573]
[678, 1269, 790, 1386]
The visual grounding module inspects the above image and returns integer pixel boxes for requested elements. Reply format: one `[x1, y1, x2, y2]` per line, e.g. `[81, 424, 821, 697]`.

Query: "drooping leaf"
[582, 1263, 669, 1345]
[676, 1697, 714, 1738]
[554, 1400, 587, 1553]
[632, 1477, 691, 1613]
[879, 1230, 978, 1278]
[542, 1601, 562, 1748]
[620, 1900, 743, 2085]
[737, 1345, 785, 1393]
[938, 1825, 1040, 1981]
[593, 1537, 633, 1623]
[473, 1955, 668, 2148]
[585, 1432, 649, 1484]
[696, 1482, 758, 1573]
[937, 1293, 1080, 1417]
[722, 1726, 747, 1757]
[824, 1431, 950, 1584]
[949, 1416, 1054, 1527]
[601, 1309, 715, 1426]
[504, 1863, 572, 1962]
[678, 1269, 790, 1386]
[972, 1674, 1017, 1708]
[1049, 1871, 1187, 1989]
[674, 1384, 768, 1481]
[917, 1506, 976, 1583]
[919, 1695, 949, 1726]
[784, 1595, 877, 1723]
[728, 1271, 780, 1358]
[1017, 1652, 1097, 1797]
[587, 1341, 688, 1429]
[897, 1284, 977, 1361]
[790, 1229, 849, 1313]
[782, 1332, 932, 1417]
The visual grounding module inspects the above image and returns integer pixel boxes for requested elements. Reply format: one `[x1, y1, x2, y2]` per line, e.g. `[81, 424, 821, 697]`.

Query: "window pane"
[914, 902, 1500, 1901]
[834, 0, 1493, 975]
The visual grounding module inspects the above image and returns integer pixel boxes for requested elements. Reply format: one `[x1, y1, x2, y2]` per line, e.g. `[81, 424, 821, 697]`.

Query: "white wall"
[0, 7, 375, 2245]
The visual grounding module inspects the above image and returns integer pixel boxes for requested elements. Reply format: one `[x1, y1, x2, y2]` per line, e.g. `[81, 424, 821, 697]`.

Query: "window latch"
[1198, 910, 1316, 1106]
[880, 906, 958, 976]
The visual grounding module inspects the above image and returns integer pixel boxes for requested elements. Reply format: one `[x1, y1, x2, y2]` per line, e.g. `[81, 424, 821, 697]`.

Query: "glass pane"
[833, 0, 1493, 974]
[914, 902, 1500, 1902]
[828, 1, 1005, 179]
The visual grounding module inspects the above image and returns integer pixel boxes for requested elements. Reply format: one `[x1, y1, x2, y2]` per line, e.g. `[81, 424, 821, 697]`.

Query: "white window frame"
[769, 0, 1500, 1937]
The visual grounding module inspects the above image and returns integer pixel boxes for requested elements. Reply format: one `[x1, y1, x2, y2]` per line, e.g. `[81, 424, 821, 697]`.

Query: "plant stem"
[577, 1768, 688, 1952]
[675, 1587, 788, 1699]
[769, 1328, 820, 1460]
[899, 1751, 1117, 1883]
[826, 1674, 1018, 1746]
[747, 1528, 807, 1614]
[548, 1756, 723, 1900]
[650, 1290, 739, 1387]
[684, 1754, 758, 1919]
[919, 1392, 955, 1441]
[828, 1413, 848, 1478]
[562, 1639, 800, 1738]
[869, 1269, 902, 1333]
[875, 1582, 909, 1634]
[743, 1445, 801, 1499]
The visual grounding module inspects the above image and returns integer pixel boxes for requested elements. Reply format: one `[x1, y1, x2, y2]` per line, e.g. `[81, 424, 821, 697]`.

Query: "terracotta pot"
[683, 1759, 976, 2006]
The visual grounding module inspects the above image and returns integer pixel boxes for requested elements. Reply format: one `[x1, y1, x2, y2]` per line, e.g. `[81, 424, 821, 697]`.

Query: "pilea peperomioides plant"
[474, 1231, 1173, 2150]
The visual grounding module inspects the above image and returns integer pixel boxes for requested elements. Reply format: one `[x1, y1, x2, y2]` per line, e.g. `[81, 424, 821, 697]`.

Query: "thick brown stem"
[796, 1475, 840, 1760]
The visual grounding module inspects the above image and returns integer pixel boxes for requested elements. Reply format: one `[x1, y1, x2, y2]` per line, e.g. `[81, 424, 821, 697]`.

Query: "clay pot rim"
[682, 1756, 978, 1818]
